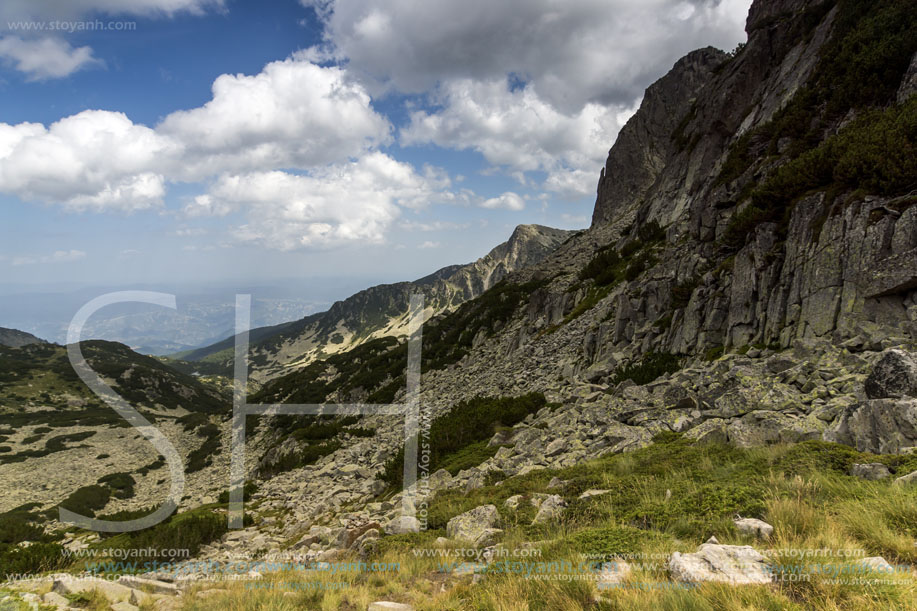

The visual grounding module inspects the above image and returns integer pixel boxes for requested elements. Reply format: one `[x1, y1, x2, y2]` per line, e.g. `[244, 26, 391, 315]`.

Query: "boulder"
[447, 505, 501, 545]
[895, 469, 917, 485]
[668, 539, 772, 585]
[864, 349, 917, 399]
[532, 495, 567, 525]
[849, 463, 891, 480]
[41, 592, 70, 609]
[685, 419, 728, 444]
[384, 516, 421, 535]
[579, 489, 611, 500]
[335, 522, 382, 549]
[733, 517, 774, 539]
[53, 578, 133, 601]
[111, 603, 139, 611]
[824, 398, 917, 454]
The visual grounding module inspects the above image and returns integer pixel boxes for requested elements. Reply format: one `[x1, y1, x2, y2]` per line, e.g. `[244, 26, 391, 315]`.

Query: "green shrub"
[57, 485, 110, 518]
[382, 393, 547, 487]
[98, 472, 136, 500]
[611, 352, 682, 386]
[579, 246, 621, 286]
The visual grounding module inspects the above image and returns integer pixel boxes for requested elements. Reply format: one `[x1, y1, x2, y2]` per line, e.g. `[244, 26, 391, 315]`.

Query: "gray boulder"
[849, 463, 891, 481]
[733, 517, 774, 539]
[824, 398, 917, 454]
[865, 349, 917, 399]
[384, 516, 421, 535]
[532, 494, 567, 525]
[894, 470, 917, 485]
[447, 505, 501, 545]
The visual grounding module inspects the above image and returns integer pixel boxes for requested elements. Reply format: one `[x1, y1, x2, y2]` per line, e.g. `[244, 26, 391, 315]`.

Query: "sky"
[0, 0, 752, 291]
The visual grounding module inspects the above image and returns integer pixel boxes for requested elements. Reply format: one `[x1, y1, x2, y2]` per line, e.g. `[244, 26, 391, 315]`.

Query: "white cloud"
[308, 0, 749, 196]
[0, 36, 101, 81]
[11, 249, 86, 266]
[418, 240, 439, 249]
[403, 80, 635, 197]
[191, 152, 452, 250]
[158, 58, 391, 179]
[303, 0, 749, 112]
[480, 192, 525, 211]
[0, 110, 173, 210]
[0, 58, 392, 214]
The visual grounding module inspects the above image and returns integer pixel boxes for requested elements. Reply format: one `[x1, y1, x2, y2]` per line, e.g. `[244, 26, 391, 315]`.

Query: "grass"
[175, 436, 917, 610]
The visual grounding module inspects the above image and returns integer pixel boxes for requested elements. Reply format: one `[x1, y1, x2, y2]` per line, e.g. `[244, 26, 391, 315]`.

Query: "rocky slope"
[176, 224, 574, 382]
[0, 327, 46, 348]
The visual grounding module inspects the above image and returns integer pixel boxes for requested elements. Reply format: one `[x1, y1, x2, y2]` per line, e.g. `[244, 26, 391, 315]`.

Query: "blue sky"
[0, 0, 751, 290]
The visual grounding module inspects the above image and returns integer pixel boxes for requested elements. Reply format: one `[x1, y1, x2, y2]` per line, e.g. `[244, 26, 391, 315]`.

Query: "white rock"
[594, 560, 632, 588]
[578, 489, 611, 500]
[117, 576, 178, 595]
[669, 542, 772, 585]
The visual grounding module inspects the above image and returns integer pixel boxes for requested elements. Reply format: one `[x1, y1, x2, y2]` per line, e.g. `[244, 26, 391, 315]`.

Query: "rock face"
[669, 540, 773, 585]
[582, 0, 917, 361]
[864, 349, 917, 399]
[592, 47, 729, 227]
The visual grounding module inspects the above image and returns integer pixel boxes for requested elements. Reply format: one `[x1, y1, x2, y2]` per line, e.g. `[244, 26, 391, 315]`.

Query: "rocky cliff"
[581, 0, 917, 364]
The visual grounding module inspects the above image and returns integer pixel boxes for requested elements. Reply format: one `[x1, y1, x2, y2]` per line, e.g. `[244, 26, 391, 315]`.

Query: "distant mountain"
[0, 327, 46, 348]
[176, 224, 576, 381]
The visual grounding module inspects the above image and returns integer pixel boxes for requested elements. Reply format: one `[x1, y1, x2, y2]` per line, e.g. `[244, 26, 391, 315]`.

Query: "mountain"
[176, 224, 575, 381]
[245, 0, 917, 484]
[0, 327, 46, 348]
[4, 2, 917, 607]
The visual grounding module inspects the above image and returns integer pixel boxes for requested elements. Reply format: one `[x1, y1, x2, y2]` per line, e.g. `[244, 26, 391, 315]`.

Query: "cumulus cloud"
[308, 0, 749, 195]
[11, 249, 86, 266]
[158, 59, 391, 179]
[0, 36, 101, 80]
[0, 110, 173, 210]
[0, 58, 392, 214]
[403, 79, 636, 198]
[304, 0, 749, 112]
[480, 192, 525, 211]
[417, 241, 439, 249]
[190, 152, 453, 250]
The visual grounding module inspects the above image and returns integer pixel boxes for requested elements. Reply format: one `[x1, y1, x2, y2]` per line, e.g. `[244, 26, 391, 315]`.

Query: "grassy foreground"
[170, 435, 917, 610]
